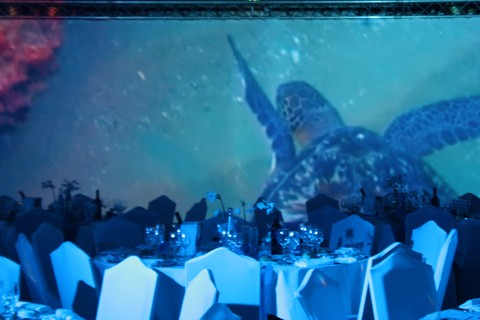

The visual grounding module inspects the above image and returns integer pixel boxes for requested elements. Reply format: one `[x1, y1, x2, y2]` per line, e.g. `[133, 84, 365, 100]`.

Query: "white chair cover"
[330, 214, 374, 255]
[434, 228, 458, 308]
[50, 241, 97, 309]
[179, 269, 218, 320]
[294, 268, 348, 320]
[180, 222, 201, 257]
[96, 256, 158, 320]
[370, 250, 438, 320]
[357, 242, 423, 320]
[93, 217, 142, 252]
[32, 223, 63, 306]
[411, 221, 447, 268]
[15, 233, 60, 308]
[405, 205, 454, 242]
[201, 303, 241, 320]
[185, 247, 260, 306]
[0, 256, 20, 286]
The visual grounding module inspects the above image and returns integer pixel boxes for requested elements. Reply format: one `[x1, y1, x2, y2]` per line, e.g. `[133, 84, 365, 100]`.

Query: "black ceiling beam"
[0, 1, 479, 19]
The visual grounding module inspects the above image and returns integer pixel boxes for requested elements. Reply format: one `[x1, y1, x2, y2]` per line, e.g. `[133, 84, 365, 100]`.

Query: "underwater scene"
[1, 18, 480, 222]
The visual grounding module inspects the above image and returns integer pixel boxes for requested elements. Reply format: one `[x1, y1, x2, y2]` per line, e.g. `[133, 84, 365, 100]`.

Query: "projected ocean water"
[1, 18, 480, 222]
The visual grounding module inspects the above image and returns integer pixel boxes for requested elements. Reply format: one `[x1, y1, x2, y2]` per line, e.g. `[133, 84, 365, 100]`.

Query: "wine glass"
[178, 231, 191, 260]
[286, 231, 300, 263]
[308, 227, 324, 257]
[144, 227, 156, 250]
[299, 223, 311, 255]
[169, 229, 182, 263]
[277, 228, 290, 263]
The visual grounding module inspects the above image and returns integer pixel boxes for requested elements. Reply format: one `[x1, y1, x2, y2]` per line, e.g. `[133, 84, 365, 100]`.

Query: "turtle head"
[276, 81, 344, 147]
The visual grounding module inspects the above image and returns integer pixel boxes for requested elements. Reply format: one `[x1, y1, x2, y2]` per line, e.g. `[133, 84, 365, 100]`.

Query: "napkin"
[55, 308, 85, 320]
[17, 301, 53, 314]
[459, 298, 480, 312]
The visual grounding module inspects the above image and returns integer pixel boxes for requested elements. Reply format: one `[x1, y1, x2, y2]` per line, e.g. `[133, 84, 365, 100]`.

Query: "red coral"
[0, 18, 62, 132]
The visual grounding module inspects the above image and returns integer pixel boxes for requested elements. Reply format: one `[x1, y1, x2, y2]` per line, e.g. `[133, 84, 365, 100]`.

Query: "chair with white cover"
[185, 247, 260, 319]
[201, 303, 241, 320]
[96, 256, 158, 320]
[405, 205, 454, 243]
[15, 233, 60, 308]
[330, 214, 374, 256]
[179, 269, 218, 320]
[357, 242, 424, 320]
[369, 249, 438, 320]
[411, 221, 447, 268]
[50, 241, 97, 310]
[434, 228, 458, 309]
[31, 223, 63, 307]
[93, 217, 142, 253]
[294, 268, 348, 320]
[0, 256, 20, 287]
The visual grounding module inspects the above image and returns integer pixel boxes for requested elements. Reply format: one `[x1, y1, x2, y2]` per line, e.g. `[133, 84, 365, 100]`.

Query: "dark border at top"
[1, 1, 480, 19]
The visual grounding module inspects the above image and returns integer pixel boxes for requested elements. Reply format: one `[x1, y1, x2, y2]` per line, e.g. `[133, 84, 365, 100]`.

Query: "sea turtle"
[227, 36, 480, 222]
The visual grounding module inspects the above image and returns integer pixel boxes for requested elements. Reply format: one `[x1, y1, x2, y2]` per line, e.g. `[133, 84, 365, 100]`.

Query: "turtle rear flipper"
[384, 96, 480, 157]
[228, 35, 295, 172]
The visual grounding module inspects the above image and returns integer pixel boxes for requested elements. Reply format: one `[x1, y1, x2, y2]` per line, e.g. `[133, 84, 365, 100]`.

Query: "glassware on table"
[169, 228, 190, 263]
[308, 227, 324, 257]
[0, 282, 19, 320]
[286, 231, 300, 263]
[144, 224, 165, 251]
[277, 228, 290, 263]
[299, 223, 311, 255]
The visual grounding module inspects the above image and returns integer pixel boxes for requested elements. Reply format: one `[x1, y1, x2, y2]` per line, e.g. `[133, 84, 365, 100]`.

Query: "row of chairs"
[5, 223, 458, 320]
[7, 238, 253, 319]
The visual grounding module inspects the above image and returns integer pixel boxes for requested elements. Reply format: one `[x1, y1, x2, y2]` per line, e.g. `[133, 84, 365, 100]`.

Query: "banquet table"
[93, 247, 368, 320]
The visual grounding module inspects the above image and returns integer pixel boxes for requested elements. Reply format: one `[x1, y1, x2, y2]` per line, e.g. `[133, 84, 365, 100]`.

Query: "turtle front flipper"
[227, 35, 296, 172]
[384, 96, 480, 157]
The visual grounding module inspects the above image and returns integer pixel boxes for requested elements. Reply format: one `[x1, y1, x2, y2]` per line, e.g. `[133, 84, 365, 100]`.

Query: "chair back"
[147, 195, 176, 226]
[330, 214, 374, 255]
[50, 241, 97, 309]
[370, 249, 438, 320]
[93, 217, 142, 252]
[405, 205, 454, 242]
[179, 269, 218, 320]
[15, 233, 60, 308]
[32, 223, 63, 305]
[307, 205, 347, 247]
[411, 221, 446, 268]
[357, 242, 423, 320]
[306, 193, 339, 212]
[434, 228, 458, 308]
[201, 303, 241, 320]
[119, 206, 159, 229]
[96, 256, 158, 320]
[0, 256, 20, 286]
[13, 208, 62, 240]
[294, 268, 347, 320]
[185, 247, 260, 306]
[185, 198, 207, 222]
